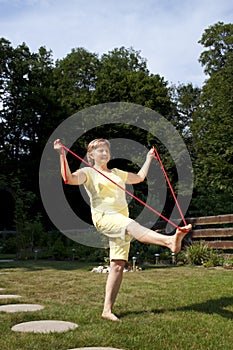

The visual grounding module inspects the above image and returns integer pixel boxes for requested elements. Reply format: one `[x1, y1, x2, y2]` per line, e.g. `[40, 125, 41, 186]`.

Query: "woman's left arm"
[126, 148, 154, 184]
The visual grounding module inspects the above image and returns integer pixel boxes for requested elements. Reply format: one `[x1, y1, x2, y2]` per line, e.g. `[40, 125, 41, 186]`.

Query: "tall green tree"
[92, 47, 174, 117]
[0, 39, 63, 187]
[191, 22, 233, 215]
[0, 39, 66, 233]
[54, 47, 100, 114]
[1, 40, 52, 170]
[172, 83, 201, 137]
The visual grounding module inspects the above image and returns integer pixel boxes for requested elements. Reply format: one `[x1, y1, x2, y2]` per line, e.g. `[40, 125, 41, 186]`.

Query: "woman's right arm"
[54, 139, 87, 185]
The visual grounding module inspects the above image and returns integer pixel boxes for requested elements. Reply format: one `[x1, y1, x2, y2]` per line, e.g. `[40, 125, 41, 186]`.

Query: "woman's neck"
[94, 164, 110, 172]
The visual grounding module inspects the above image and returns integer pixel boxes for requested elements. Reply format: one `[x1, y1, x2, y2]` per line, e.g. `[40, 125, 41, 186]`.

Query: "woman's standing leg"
[102, 259, 126, 321]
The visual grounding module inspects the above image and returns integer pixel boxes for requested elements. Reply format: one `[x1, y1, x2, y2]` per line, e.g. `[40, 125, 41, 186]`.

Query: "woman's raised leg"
[127, 221, 192, 253]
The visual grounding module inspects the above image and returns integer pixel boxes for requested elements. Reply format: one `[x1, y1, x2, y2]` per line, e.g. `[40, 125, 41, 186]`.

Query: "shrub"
[182, 241, 211, 265]
[51, 238, 68, 260]
[205, 249, 223, 267]
[0, 237, 17, 254]
[222, 255, 233, 269]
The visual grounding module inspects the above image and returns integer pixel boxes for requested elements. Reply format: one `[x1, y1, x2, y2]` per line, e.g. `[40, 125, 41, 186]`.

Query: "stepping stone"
[11, 320, 78, 333]
[0, 294, 21, 299]
[0, 304, 44, 313]
[0, 288, 5, 291]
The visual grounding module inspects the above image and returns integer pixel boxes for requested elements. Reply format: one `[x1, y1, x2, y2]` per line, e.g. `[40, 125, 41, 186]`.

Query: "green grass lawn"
[0, 260, 233, 350]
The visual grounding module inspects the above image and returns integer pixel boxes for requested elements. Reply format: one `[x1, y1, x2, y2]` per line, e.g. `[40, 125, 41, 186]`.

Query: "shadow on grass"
[0, 260, 179, 272]
[119, 296, 233, 320]
[0, 259, 94, 271]
[175, 296, 233, 319]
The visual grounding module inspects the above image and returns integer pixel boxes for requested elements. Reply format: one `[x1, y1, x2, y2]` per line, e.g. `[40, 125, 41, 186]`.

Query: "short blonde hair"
[87, 139, 111, 165]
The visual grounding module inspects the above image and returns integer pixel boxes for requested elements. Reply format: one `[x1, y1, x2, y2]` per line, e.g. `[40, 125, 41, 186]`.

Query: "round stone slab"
[0, 304, 44, 313]
[11, 320, 78, 333]
[0, 294, 21, 299]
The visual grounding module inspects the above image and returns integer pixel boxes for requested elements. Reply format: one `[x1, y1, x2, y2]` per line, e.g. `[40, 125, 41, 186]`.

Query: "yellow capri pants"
[92, 210, 134, 261]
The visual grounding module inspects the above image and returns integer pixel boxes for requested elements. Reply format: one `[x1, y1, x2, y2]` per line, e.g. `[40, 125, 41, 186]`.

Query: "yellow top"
[82, 167, 129, 216]
[81, 167, 133, 260]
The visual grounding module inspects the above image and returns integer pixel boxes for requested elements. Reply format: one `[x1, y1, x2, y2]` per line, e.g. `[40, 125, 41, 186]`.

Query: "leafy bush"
[204, 249, 223, 267]
[181, 241, 215, 266]
[50, 238, 68, 260]
[222, 255, 233, 269]
[0, 237, 17, 254]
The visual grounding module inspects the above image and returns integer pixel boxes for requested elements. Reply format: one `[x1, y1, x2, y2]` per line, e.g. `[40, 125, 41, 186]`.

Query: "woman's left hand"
[147, 148, 155, 160]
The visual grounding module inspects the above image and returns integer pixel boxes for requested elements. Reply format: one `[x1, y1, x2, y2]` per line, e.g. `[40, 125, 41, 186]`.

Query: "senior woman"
[54, 138, 192, 321]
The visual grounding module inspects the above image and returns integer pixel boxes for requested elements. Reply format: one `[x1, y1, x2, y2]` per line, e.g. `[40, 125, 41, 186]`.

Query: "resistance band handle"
[61, 144, 69, 184]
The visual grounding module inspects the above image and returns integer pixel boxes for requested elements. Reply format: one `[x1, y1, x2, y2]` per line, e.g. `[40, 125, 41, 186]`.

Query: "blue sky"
[0, 0, 232, 86]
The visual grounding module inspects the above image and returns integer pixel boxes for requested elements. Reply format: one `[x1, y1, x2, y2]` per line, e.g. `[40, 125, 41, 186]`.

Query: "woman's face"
[91, 143, 111, 166]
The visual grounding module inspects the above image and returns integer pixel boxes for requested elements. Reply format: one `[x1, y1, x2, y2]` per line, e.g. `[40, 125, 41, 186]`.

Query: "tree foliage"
[191, 22, 233, 215]
[0, 38, 63, 183]
[198, 22, 233, 75]
[54, 47, 100, 114]
[0, 22, 232, 255]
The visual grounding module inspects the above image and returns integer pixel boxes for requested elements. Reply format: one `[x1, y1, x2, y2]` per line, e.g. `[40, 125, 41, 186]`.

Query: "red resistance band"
[60, 143, 186, 231]
[152, 147, 187, 226]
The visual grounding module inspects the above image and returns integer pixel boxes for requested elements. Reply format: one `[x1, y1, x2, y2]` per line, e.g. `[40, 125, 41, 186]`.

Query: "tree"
[54, 47, 100, 114]
[0, 39, 33, 169]
[172, 83, 201, 136]
[0, 39, 64, 191]
[191, 22, 233, 215]
[92, 47, 174, 117]
[198, 22, 233, 75]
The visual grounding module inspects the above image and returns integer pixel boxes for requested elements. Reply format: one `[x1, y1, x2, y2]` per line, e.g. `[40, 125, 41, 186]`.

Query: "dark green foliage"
[191, 22, 233, 215]
[0, 22, 232, 254]
[178, 241, 223, 267]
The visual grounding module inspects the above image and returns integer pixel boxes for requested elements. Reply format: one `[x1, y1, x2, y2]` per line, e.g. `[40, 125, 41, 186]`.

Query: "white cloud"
[0, 0, 232, 86]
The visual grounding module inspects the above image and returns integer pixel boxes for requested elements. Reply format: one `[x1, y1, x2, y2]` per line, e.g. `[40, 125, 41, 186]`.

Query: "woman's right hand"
[54, 139, 63, 154]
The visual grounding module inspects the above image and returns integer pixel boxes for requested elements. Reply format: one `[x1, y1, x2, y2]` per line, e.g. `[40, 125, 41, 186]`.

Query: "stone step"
[11, 320, 78, 333]
[0, 304, 44, 313]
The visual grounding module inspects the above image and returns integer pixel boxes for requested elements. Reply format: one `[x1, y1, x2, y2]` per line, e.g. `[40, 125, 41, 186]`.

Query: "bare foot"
[170, 224, 192, 253]
[101, 312, 120, 321]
